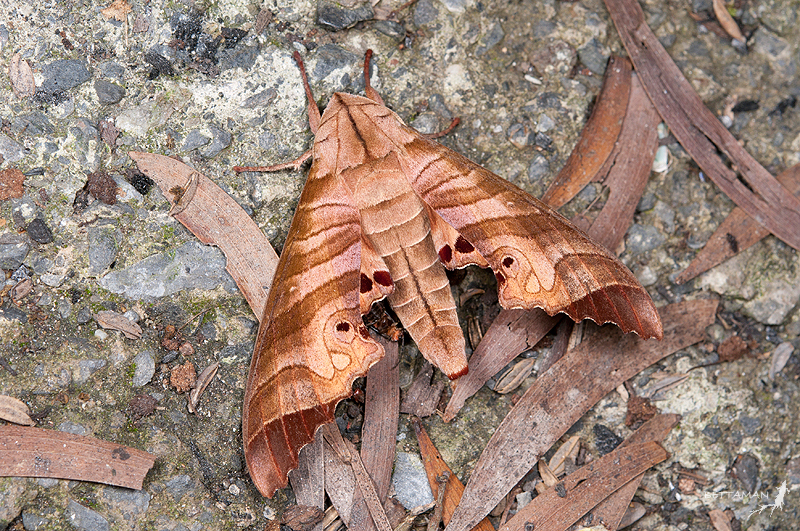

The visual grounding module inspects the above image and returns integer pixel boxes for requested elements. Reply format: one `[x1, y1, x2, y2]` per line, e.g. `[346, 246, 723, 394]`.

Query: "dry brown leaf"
[643, 374, 690, 399]
[129, 152, 279, 320]
[101, 0, 132, 22]
[498, 442, 668, 531]
[708, 508, 734, 531]
[494, 358, 536, 394]
[94, 310, 142, 339]
[548, 435, 580, 477]
[0, 168, 25, 201]
[712, 0, 745, 42]
[605, 0, 800, 251]
[187, 361, 219, 414]
[769, 342, 794, 380]
[0, 395, 34, 426]
[9, 53, 35, 99]
[0, 425, 155, 489]
[445, 300, 717, 531]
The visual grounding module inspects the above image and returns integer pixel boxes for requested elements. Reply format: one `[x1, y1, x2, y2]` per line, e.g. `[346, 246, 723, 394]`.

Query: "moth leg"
[292, 51, 322, 133]
[233, 149, 312, 173]
[363, 49, 385, 106]
[423, 117, 460, 139]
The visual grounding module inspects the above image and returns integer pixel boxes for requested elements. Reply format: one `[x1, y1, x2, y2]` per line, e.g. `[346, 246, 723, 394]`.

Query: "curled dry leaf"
[188, 361, 219, 414]
[467, 316, 483, 350]
[548, 435, 580, 477]
[537, 458, 558, 490]
[494, 358, 536, 394]
[0, 395, 35, 426]
[459, 288, 485, 306]
[10, 278, 33, 302]
[769, 342, 794, 380]
[9, 53, 36, 99]
[712, 0, 746, 43]
[617, 502, 646, 528]
[94, 310, 142, 339]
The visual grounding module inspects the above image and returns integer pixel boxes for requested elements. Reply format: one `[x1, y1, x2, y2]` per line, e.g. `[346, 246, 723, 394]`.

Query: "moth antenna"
[424, 117, 461, 139]
[292, 51, 321, 133]
[363, 49, 385, 106]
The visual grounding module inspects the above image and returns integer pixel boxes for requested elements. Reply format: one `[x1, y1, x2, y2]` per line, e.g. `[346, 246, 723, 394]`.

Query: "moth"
[240, 50, 663, 498]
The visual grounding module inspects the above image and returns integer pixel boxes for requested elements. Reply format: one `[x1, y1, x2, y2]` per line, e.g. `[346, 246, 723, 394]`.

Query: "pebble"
[40, 60, 91, 95]
[165, 474, 194, 503]
[391, 452, 434, 510]
[26, 218, 54, 244]
[58, 421, 88, 436]
[67, 499, 110, 531]
[181, 129, 211, 152]
[577, 38, 608, 75]
[0, 133, 26, 162]
[373, 20, 405, 41]
[414, 0, 439, 26]
[98, 241, 237, 300]
[527, 155, 550, 183]
[316, 1, 374, 32]
[476, 23, 505, 56]
[74, 359, 107, 385]
[739, 415, 762, 436]
[312, 44, 359, 81]
[0, 235, 30, 270]
[94, 79, 126, 105]
[132, 350, 156, 387]
[625, 223, 666, 255]
[199, 126, 232, 158]
[99, 486, 151, 520]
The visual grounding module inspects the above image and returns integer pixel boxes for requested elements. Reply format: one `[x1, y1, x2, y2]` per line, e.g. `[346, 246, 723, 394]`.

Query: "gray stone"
[40, 60, 91, 94]
[99, 486, 151, 520]
[132, 350, 156, 387]
[527, 155, 550, 183]
[374, 20, 405, 40]
[22, 511, 49, 530]
[392, 452, 434, 509]
[98, 241, 237, 299]
[74, 359, 107, 385]
[11, 196, 38, 223]
[739, 415, 762, 436]
[241, 88, 277, 109]
[66, 499, 109, 531]
[0, 235, 30, 270]
[578, 38, 607, 75]
[410, 113, 439, 135]
[94, 79, 126, 105]
[0, 133, 26, 163]
[76, 306, 93, 325]
[181, 129, 211, 152]
[476, 23, 505, 56]
[88, 226, 118, 275]
[440, 0, 468, 13]
[200, 126, 232, 158]
[317, 1, 374, 32]
[57, 298, 73, 319]
[11, 113, 54, 137]
[58, 421, 87, 436]
[414, 0, 439, 26]
[313, 44, 359, 81]
[691, 0, 712, 11]
[625, 224, 665, 255]
[165, 474, 193, 503]
[0, 478, 27, 527]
